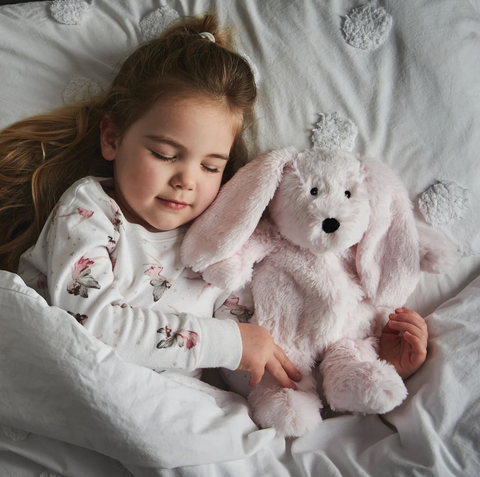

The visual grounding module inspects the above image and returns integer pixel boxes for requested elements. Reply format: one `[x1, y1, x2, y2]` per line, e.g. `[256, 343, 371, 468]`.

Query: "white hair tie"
[199, 32, 215, 43]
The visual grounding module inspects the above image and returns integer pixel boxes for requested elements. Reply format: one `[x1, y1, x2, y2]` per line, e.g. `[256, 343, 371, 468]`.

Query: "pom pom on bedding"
[63, 77, 103, 104]
[343, 4, 393, 50]
[419, 180, 471, 226]
[50, 0, 90, 26]
[0, 424, 29, 441]
[140, 6, 180, 42]
[311, 113, 358, 151]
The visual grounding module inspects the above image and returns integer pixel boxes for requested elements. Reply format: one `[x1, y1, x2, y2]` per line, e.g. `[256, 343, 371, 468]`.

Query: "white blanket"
[1, 270, 479, 476]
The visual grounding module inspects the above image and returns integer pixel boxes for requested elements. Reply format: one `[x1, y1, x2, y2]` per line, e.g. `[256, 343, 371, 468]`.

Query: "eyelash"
[150, 150, 220, 173]
[151, 150, 175, 162]
[202, 165, 220, 173]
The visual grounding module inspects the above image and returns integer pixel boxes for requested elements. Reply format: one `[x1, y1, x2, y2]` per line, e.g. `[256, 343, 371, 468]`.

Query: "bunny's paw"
[249, 386, 322, 438]
[323, 359, 407, 414]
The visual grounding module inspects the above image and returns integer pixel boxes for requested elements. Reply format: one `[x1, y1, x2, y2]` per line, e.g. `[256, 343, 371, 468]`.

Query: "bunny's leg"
[247, 365, 322, 438]
[320, 337, 407, 414]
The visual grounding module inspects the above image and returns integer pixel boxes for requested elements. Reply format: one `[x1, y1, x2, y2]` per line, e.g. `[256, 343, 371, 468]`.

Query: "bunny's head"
[269, 148, 370, 254]
[182, 147, 421, 307]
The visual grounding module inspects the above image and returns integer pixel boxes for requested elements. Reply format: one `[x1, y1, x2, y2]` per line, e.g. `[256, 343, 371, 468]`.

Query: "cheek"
[118, 150, 157, 184]
[198, 176, 223, 210]
[115, 159, 160, 205]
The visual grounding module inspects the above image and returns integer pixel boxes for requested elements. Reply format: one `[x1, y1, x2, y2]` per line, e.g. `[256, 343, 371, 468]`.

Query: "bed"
[0, 0, 479, 475]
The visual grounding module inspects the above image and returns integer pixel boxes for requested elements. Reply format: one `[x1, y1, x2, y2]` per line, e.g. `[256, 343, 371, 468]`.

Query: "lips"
[157, 197, 189, 210]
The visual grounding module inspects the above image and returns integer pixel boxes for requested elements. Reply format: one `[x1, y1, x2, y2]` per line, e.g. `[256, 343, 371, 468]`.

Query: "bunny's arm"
[202, 218, 280, 292]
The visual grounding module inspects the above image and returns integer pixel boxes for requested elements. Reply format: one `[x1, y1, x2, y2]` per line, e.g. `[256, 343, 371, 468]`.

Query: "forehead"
[142, 95, 241, 135]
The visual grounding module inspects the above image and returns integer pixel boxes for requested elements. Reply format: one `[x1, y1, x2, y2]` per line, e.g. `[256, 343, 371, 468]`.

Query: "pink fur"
[181, 148, 295, 271]
[181, 147, 458, 437]
[319, 337, 407, 414]
[417, 224, 459, 274]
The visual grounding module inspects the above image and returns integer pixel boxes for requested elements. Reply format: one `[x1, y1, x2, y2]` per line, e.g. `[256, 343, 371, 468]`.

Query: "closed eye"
[202, 165, 220, 173]
[151, 149, 221, 173]
[150, 150, 176, 162]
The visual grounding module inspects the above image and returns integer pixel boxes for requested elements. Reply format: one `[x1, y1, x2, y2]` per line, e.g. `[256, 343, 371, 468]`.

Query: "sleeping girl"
[0, 13, 427, 421]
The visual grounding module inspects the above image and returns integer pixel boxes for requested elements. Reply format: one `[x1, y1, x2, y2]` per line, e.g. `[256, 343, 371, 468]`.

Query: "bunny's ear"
[356, 159, 421, 308]
[181, 147, 297, 272]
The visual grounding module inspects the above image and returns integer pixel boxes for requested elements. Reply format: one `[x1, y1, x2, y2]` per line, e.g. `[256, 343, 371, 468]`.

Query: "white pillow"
[0, 0, 479, 315]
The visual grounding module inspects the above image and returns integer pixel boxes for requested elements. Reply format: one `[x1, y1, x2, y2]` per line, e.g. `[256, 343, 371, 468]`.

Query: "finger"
[390, 312, 427, 334]
[382, 320, 401, 335]
[395, 307, 411, 313]
[393, 309, 426, 326]
[274, 346, 302, 382]
[248, 368, 264, 388]
[403, 331, 427, 360]
[388, 319, 427, 339]
[266, 359, 296, 390]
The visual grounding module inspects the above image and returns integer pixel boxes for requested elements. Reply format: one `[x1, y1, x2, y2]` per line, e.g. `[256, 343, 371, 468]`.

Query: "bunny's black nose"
[322, 218, 340, 234]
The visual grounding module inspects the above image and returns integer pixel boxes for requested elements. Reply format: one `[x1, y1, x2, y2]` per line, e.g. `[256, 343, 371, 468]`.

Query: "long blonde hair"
[0, 13, 257, 272]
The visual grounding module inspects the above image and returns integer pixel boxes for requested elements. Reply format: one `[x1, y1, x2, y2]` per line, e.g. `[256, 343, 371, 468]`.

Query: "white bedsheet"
[1, 0, 480, 475]
[0, 270, 479, 476]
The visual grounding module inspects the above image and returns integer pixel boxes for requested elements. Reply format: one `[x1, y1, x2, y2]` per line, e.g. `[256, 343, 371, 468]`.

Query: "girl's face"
[101, 97, 237, 232]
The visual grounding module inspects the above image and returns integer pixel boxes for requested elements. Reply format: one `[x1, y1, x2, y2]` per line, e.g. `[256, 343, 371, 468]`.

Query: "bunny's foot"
[248, 381, 322, 438]
[322, 358, 407, 414]
[320, 338, 408, 414]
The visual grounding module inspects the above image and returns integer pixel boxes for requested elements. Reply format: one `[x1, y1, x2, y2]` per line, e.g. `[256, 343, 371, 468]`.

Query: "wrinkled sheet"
[1, 0, 480, 475]
[1, 271, 479, 476]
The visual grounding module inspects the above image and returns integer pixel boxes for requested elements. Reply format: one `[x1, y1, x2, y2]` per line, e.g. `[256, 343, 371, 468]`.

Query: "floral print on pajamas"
[18, 176, 243, 374]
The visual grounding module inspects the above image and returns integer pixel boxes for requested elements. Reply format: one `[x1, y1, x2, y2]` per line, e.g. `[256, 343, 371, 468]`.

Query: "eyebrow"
[145, 134, 230, 161]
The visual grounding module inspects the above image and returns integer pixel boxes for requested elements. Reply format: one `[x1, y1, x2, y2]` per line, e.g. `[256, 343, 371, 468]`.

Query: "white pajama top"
[17, 176, 245, 375]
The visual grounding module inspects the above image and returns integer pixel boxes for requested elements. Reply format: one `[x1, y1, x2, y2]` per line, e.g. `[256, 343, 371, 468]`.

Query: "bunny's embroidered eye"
[310, 188, 318, 196]
[345, 191, 351, 199]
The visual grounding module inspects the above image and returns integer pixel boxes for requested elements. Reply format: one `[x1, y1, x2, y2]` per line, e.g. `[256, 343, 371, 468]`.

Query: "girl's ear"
[100, 117, 119, 162]
[181, 147, 297, 272]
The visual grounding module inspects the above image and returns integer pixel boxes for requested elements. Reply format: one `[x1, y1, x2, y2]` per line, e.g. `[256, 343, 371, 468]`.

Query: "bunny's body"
[245, 220, 373, 361]
[182, 147, 458, 437]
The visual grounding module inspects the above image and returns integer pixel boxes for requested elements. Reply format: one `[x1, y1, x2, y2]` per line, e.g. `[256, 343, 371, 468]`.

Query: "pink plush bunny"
[181, 147, 457, 437]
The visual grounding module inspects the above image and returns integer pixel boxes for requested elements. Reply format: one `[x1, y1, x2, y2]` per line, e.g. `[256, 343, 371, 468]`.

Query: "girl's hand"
[379, 307, 428, 380]
[237, 322, 302, 389]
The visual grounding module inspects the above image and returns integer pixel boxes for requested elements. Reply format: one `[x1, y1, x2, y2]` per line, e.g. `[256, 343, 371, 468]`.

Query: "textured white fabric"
[419, 180, 471, 226]
[311, 112, 358, 151]
[62, 76, 103, 105]
[140, 6, 180, 42]
[50, 0, 90, 25]
[17, 177, 242, 373]
[343, 4, 393, 50]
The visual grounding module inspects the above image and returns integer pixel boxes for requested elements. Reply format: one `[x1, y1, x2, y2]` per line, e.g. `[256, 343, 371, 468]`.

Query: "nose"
[170, 167, 195, 191]
[322, 218, 340, 234]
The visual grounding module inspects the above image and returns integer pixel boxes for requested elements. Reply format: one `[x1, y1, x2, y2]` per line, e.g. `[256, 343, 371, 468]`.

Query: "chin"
[150, 219, 189, 232]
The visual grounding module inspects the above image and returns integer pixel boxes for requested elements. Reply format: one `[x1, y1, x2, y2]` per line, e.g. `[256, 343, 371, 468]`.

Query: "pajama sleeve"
[21, 192, 242, 373]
